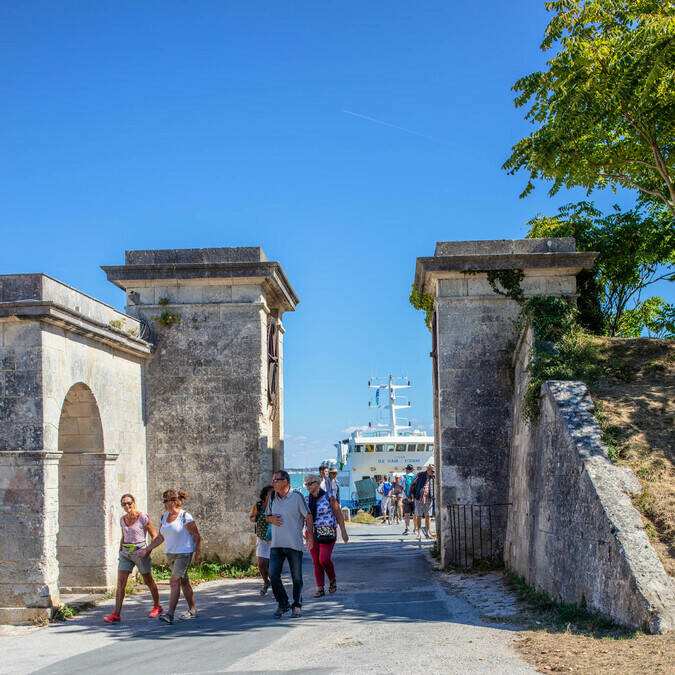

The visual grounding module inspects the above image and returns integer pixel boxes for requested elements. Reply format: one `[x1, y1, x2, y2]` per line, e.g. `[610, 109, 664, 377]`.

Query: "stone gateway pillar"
[103, 247, 298, 561]
[414, 239, 595, 569]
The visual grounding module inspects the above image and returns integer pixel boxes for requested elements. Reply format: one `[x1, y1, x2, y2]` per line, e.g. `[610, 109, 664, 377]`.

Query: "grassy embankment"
[511, 336, 674, 673]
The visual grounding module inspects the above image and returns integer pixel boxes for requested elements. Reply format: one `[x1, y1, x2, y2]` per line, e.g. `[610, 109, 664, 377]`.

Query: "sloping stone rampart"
[505, 327, 675, 633]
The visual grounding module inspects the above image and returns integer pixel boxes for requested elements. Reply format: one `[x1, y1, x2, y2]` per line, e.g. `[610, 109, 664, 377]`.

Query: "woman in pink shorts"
[103, 493, 162, 623]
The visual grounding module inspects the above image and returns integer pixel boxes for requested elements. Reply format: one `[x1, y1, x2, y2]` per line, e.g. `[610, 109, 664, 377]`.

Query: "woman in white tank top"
[139, 488, 202, 624]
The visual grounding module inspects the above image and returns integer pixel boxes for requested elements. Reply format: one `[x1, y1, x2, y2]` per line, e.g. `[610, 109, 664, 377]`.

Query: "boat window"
[407, 444, 416, 453]
[384, 444, 394, 452]
[365, 444, 374, 452]
[355, 444, 363, 452]
[395, 444, 406, 452]
[418, 444, 427, 452]
[427, 444, 434, 453]
[375, 444, 383, 452]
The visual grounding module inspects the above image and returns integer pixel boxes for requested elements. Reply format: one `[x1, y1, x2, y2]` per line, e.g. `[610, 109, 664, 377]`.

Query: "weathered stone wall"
[505, 327, 675, 633]
[415, 239, 595, 569]
[104, 248, 297, 561]
[0, 274, 150, 623]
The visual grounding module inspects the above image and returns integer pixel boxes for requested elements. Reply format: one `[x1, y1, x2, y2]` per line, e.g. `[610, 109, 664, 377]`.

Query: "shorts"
[118, 548, 151, 575]
[380, 496, 390, 515]
[414, 500, 432, 517]
[403, 497, 415, 516]
[166, 552, 194, 579]
[256, 538, 271, 559]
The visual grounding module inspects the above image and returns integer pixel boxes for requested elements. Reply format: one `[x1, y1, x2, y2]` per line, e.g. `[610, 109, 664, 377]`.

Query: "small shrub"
[108, 319, 122, 330]
[158, 297, 170, 306]
[52, 604, 78, 621]
[156, 310, 181, 328]
[409, 283, 434, 329]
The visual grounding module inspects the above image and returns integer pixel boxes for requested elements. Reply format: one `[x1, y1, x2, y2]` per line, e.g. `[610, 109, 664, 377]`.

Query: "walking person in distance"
[103, 493, 162, 623]
[249, 485, 274, 596]
[411, 465, 435, 540]
[401, 464, 417, 535]
[139, 489, 202, 624]
[304, 474, 348, 598]
[266, 470, 314, 618]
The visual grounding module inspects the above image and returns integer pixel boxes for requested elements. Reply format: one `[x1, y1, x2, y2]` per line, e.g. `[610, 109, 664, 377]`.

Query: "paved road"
[1, 524, 534, 674]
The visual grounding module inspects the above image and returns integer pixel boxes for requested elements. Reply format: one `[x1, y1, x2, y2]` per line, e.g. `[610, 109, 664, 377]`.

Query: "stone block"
[4, 371, 42, 398]
[2, 321, 42, 347]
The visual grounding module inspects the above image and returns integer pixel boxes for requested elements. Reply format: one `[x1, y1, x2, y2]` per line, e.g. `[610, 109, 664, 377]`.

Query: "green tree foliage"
[527, 201, 674, 336]
[503, 0, 675, 215]
[617, 296, 675, 337]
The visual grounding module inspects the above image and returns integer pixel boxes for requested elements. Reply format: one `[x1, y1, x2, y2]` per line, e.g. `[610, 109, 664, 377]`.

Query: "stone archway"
[57, 383, 108, 592]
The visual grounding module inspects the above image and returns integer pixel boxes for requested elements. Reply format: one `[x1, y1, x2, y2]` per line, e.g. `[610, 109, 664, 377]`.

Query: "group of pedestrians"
[250, 469, 348, 617]
[103, 488, 202, 625]
[103, 465, 426, 625]
[377, 464, 435, 539]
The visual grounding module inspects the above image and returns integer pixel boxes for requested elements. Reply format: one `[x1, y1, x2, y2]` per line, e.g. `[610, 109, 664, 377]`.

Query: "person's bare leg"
[114, 571, 131, 615]
[425, 514, 432, 537]
[180, 577, 196, 612]
[258, 557, 270, 585]
[142, 572, 160, 606]
[168, 576, 181, 614]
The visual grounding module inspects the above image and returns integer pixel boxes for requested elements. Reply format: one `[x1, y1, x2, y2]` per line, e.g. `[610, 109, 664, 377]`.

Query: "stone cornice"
[102, 261, 299, 313]
[0, 300, 154, 358]
[415, 252, 598, 295]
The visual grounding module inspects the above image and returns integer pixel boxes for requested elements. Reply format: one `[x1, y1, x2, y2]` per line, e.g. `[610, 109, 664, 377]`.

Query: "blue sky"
[1, 2, 670, 467]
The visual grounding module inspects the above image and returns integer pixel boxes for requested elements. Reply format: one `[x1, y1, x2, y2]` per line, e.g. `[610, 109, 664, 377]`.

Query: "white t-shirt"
[161, 510, 195, 554]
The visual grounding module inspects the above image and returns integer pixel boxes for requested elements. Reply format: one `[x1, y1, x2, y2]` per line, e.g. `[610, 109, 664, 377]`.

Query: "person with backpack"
[304, 474, 349, 598]
[138, 488, 202, 624]
[410, 465, 435, 540]
[249, 485, 274, 596]
[377, 476, 393, 524]
[401, 464, 417, 535]
[102, 493, 162, 624]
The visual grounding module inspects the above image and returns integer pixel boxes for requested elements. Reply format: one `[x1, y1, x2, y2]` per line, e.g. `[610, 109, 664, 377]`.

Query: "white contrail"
[342, 109, 434, 141]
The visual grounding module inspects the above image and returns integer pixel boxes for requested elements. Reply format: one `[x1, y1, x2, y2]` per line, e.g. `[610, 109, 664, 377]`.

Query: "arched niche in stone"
[56, 382, 109, 592]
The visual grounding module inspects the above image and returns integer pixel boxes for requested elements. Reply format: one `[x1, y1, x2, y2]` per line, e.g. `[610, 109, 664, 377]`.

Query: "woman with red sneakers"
[103, 493, 162, 623]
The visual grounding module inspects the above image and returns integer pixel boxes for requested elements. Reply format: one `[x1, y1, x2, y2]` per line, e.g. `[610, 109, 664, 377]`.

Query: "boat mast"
[368, 375, 411, 437]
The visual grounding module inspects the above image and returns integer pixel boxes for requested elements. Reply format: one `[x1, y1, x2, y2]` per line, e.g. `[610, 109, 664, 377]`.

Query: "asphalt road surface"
[1, 523, 535, 674]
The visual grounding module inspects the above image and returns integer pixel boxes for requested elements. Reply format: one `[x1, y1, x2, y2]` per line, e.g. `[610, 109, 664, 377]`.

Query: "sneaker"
[274, 605, 290, 618]
[424, 532, 432, 539]
[402, 528, 409, 535]
[148, 605, 163, 618]
[103, 612, 120, 623]
[159, 613, 174, 625]
[421, 526, 427, 536]
[259, 582, 270, 596]
[292, 606, 302, 618]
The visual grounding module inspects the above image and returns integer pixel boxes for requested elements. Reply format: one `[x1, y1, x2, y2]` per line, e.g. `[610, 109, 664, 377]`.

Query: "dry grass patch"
[587, 337, 674, 575]
[514, 629, 675, 673]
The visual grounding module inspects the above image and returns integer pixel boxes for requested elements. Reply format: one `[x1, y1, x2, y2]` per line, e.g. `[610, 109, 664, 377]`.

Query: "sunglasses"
[272, 477, 287, 482]
[121, 501, 133, 506]
[304, 480, 318, 486]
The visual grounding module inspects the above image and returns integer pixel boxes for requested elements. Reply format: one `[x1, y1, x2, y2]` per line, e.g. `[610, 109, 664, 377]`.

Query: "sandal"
[313, 588, 325, 598]
[329, 579, 337, 594]
[179, 609, 198, 620]
[103, 612, 120, 623]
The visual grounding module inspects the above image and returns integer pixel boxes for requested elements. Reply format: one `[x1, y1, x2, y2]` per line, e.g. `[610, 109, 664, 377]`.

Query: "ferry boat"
[334, 376, 434, 509]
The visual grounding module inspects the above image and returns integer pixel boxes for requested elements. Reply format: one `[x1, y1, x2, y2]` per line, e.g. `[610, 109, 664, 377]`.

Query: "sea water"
[289, 472, 308, 495]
